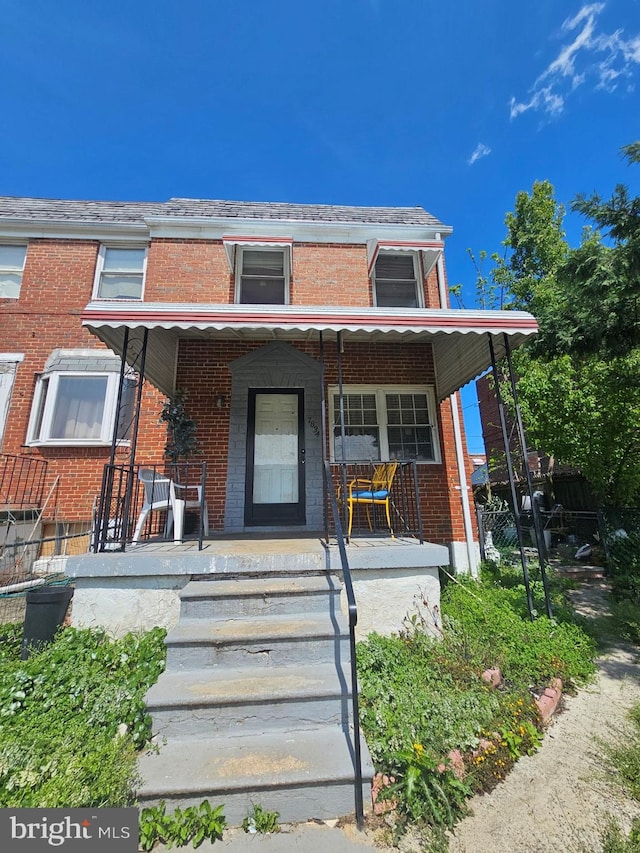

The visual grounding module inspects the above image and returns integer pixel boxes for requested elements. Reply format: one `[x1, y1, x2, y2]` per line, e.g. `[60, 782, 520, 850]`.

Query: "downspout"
[436, 253, 478, 575]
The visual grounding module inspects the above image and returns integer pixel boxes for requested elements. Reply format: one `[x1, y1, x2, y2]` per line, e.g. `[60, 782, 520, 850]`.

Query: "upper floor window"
[0, 244, 27, 299]
[373, 252, 422, 308]
[237, 247, 287, 304]
[95, 246, 147, 300]
[331, 385, 439, 462]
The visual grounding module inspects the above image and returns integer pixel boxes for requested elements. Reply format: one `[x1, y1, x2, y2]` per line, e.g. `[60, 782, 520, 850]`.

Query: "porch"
[66, 532, 448, 641]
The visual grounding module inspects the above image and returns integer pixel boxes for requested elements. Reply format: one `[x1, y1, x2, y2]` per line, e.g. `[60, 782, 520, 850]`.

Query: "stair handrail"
[323, 459, 364, 828]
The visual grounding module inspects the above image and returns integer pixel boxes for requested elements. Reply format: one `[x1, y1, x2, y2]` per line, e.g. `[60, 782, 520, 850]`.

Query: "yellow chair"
[347, 461, 398, 538]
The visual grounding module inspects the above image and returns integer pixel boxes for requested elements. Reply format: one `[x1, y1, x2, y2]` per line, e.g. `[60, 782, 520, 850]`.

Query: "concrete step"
[165, 614, 351, 669]
[146, 663, 352, 738]
[136, 726, 374, 825]
[180, 575, 342, 620]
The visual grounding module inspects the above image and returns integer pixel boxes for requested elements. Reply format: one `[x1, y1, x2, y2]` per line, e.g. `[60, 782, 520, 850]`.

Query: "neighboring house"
[475, 372, 597, 513]
[0, 198, 166, 548]
[0, 195, 537, 633]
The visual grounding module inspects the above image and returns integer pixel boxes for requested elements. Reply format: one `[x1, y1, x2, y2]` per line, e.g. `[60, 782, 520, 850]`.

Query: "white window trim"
[372, 250, 424, 308]
[234, 245, 291, 305]
[0, 354, 23, 448]
[26, 371, 126, 446]
[329, 384, 440, 463]
[92, 244, 148, 301]
[0, 243, 28, 300]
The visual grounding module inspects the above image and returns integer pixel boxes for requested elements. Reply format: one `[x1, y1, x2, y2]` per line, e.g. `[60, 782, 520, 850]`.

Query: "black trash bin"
[21, 586, 74, 660]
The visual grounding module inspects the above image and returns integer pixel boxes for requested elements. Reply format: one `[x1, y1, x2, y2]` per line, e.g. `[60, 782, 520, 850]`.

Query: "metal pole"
[503, 335, 553, 618]
[488, 335, 535, 619]
[319, 331, 329, 543]
[120, 329, 149, 547]
[336, 331, 349, 537]
[110, 327, 130, 468]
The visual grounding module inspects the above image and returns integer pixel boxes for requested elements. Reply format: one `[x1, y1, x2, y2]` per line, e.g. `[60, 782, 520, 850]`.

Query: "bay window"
[28, 371, 134, 445]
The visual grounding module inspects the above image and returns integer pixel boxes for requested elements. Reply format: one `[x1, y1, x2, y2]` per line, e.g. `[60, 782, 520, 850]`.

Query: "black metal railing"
[0, 455, 48, 508]
[329, 460, 423, 542]
[323, 459, 364, 828]
[92, 461, 207, 552]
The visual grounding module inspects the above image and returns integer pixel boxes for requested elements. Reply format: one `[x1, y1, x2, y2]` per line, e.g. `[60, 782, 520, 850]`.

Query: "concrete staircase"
[136, 572, 374, 825]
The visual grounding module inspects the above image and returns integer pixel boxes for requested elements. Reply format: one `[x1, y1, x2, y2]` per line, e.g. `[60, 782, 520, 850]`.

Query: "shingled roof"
[0, 195, 446, 229]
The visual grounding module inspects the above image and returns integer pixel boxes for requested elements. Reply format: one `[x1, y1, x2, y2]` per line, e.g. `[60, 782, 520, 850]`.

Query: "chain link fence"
[477, 505, 605, 567]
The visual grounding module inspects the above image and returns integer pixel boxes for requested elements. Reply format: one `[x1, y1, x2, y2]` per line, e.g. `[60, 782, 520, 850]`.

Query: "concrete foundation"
[65, 536, 450, 639]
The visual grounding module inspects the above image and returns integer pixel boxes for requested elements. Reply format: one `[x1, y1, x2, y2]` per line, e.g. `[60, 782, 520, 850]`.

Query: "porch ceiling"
[82, 302, 538, 400]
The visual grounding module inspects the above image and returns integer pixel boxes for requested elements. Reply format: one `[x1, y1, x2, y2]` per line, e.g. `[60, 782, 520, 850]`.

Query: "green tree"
[481, 144, 640, 505]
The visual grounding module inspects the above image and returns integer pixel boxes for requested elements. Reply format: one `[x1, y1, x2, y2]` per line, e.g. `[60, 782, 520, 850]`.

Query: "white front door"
[246, 389, 305, 525]
[253, 393, 299, 504]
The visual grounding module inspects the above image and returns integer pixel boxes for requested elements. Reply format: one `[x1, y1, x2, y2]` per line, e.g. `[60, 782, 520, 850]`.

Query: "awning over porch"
[81, 301, 538, 400]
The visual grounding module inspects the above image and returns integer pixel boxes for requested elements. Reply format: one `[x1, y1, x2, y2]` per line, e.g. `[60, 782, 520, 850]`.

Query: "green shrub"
[441, 576, 597, 689]
[357, 569, 597, 835]
[0, 625, 166, 808]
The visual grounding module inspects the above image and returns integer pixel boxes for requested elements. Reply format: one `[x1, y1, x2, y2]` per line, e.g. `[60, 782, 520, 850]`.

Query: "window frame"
[329, 384, 440, 463]
[372, 250, 424, 309]
[26, 370, 130, 446]
[234, 245, 290, 305]
[93, 244, 148, 301]
[0, 243, 28, 300]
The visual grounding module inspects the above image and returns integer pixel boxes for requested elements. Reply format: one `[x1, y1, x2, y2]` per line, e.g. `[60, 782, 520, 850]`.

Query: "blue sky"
[2, 0, 640, 452]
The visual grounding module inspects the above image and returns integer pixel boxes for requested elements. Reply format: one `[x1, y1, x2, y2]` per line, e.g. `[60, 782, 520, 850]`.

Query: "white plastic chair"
[132, 469, 177, 543]
[170, 479, 209, 540]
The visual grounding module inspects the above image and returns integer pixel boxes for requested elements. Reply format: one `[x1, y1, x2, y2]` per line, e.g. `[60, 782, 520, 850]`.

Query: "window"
[331, 386, 439, 462]
[0, 245, 27, 299]
[237, 247, 287, 304]
[373, 252, 421, 308]
[27, 372, 135, 445]
[95, 246, 146, 299]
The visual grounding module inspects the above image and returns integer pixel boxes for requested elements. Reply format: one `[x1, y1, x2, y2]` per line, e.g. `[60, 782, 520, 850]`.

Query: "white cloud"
[468, 143, 492, 165]
[510, 3, 640, 119]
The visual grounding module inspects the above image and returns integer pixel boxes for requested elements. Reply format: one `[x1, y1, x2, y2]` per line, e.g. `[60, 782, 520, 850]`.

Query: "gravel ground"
[448, 581, 640, 853]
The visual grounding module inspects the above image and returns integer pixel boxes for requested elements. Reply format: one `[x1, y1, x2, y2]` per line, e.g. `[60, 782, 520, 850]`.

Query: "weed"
[357, 564, 596, 837]
[241, 803, 280, 834]
[382, 743, 471, 829]
[139, 800, 226, 850]
[0, 625, 166, 807]
[601, 817, 640, 853]
[604, 701, 640, 802]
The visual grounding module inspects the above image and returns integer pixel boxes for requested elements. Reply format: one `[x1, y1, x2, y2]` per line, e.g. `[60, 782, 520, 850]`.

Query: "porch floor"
[86, 533, 450, 573]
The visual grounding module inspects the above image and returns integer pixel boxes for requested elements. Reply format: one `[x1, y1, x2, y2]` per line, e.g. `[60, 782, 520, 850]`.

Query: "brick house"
[1, 195, 540, 821]
[1, 195, 537, 629]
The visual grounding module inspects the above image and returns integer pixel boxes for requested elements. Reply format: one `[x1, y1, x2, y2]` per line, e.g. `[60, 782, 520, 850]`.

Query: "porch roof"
[82, 302, 538, 401]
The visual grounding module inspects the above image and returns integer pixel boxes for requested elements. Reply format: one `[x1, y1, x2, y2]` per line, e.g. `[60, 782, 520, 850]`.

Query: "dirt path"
[448, 581, 640, 853]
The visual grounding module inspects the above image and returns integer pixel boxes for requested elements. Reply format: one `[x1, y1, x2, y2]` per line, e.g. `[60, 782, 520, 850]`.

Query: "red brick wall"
[0, 239, 166, 522]
[145, 239, 232, 302]
[144, 240, 444, 310]
[175, 338, 472, 544]
[0, 233, 470, 543]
